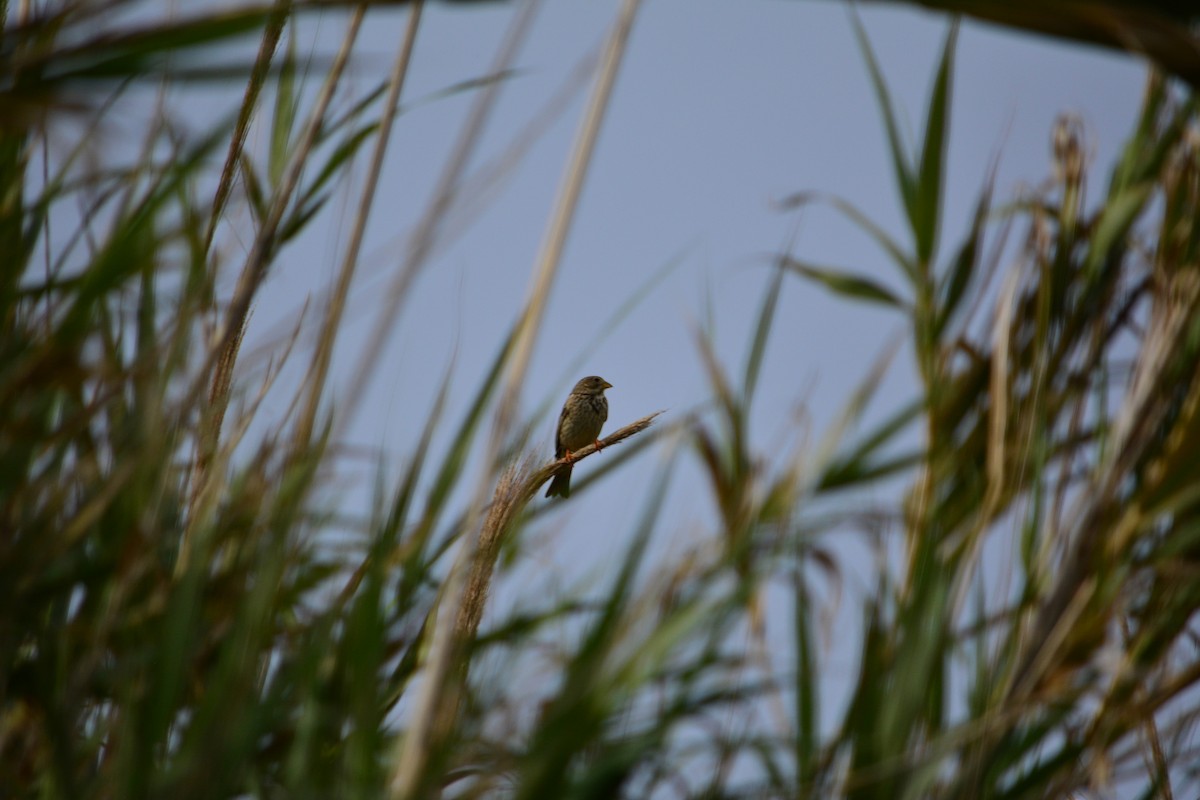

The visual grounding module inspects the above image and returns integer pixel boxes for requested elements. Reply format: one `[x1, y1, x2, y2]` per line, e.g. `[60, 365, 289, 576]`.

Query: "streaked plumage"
[545, 376, 612, 499]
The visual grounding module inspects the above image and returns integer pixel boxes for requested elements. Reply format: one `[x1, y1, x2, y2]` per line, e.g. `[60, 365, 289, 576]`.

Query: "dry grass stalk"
[458, 410, 664, 643]
[426, 411, 663, 748]
[1011, 274, 1200, 701]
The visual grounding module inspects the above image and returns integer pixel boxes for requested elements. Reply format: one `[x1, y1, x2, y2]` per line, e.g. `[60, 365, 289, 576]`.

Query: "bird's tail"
[545, 464, 572, 498]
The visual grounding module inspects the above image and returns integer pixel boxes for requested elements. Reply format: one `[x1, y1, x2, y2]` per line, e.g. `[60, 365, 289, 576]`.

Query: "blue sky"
[231, 0, 1148, 762]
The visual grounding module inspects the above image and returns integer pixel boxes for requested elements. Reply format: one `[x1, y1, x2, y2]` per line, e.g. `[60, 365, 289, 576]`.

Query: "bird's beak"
[602, 380, 613, 389]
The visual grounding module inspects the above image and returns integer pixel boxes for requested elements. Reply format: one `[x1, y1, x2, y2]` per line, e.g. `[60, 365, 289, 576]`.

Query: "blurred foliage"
[855, 0, 1200, 92]
[2, 1, 1200, 799]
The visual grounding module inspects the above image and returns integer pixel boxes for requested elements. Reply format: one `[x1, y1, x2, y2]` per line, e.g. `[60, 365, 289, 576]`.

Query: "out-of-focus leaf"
[1084, 184, 1153, 276]
[782, 257, 906, 309]
[913, 22, 957, 268]
[239, 154, 268, 224]
[278, 190, 330, 244]
[935, 169, 994, 340]
[743, 264, 784, 407]
[850, 10, 916, 226]
[781, 191, 918, 282]
[269, 30, 298, 188]
[14, 9, 275, 82]
[848, 0, 1200, 92]
[295, 122, 380, 213]
[793, 564, 818, 786]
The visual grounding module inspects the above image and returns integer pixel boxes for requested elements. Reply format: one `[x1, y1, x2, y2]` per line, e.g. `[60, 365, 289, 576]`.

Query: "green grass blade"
[743, 262, 785, 407]
[782, 257, 906, 310]
[269, 28, 298, 188]
[850, 10, 916, 228]
[913, 21, 958, 268]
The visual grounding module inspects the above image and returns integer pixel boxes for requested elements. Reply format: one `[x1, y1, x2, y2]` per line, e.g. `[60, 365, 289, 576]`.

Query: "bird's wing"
[554, 400, 570, 458]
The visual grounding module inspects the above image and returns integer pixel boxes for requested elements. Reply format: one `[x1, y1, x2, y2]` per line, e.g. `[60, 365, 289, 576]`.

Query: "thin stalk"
[455, 411, 662, 644]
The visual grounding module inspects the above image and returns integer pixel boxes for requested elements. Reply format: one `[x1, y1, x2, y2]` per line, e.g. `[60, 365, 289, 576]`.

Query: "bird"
[545, 376, 612, 499]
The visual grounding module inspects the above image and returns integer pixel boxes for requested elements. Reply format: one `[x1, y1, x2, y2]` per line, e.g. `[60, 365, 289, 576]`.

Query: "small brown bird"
[545, 376, 612, 499]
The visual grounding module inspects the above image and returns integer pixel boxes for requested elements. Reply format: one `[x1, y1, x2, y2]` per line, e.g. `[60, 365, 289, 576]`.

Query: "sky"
[219, 0, 1151, 786]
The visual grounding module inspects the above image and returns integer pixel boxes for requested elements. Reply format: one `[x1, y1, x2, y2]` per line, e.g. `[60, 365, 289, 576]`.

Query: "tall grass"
[3, 1, 1200, 798]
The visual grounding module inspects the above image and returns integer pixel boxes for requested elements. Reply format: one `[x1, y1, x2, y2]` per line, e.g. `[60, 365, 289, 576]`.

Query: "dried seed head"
[1052, 113, 1085, 188]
